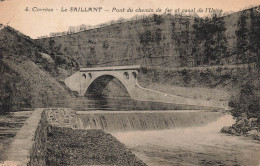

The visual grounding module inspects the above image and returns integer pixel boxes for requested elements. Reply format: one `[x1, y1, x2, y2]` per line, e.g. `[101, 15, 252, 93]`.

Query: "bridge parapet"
[80, 65, 141, 72]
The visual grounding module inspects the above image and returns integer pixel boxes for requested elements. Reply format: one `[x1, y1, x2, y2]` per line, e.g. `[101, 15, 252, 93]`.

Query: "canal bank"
[5, 108, 147, 166]
[4, 108, 260, 166]
[0, 111, 32, 161]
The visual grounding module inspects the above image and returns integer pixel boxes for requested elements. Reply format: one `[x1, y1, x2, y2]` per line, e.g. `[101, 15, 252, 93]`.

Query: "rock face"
[221, 113, 260, 140]
[46, 127, 147, 166]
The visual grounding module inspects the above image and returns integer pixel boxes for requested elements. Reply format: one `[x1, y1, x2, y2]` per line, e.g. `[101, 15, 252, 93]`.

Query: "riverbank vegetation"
[221, 70, 260, 140]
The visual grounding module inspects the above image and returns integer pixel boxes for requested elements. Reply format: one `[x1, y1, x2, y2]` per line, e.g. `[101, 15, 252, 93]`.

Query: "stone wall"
[28, 108, 78, 165]
[6, 108, 44, 166]
[28, 110, 48, 166]
[44, 108, 77, 128]
[6, 108, 147, 165]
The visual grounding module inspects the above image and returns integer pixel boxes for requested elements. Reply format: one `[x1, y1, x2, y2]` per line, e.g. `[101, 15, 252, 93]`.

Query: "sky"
[0, 0, 259, 38]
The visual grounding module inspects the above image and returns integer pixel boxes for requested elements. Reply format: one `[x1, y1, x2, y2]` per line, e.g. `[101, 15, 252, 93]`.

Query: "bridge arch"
[83, 74, 134, 97]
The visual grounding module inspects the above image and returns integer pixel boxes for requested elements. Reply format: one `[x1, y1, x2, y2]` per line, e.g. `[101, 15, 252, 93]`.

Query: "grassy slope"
[36, 15, 199, 67]
[0, 27, 78, 113]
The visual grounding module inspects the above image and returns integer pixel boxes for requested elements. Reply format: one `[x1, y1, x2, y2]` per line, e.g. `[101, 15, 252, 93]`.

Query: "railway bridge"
[65, 65, 229, 110]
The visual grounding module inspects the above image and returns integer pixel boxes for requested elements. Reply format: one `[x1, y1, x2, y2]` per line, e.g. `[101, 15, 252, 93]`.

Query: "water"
[112, 114, 260, 166]
[31, 95, 218, 111]
[76, 110, 224, 132]
[30, 92, 260, 166]
[71, 95, 260, 166]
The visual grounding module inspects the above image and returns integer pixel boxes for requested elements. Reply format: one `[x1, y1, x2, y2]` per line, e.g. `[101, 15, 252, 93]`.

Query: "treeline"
[136, 10, 258, 67]
[37, 10, 234, 39]
[37, 15, 157, 39]
[36, 7, 259, 68]
[169, 8, 259, 66]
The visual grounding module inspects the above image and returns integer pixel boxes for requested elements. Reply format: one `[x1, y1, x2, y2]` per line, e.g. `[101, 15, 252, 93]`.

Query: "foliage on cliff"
[229, 71, 260, 119]
[221, 68, 260, 139]
[37, 7, 259, 68]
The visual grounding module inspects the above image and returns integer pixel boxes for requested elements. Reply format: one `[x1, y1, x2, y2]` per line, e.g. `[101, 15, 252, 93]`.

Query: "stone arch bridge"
[65, 65, 229, 110]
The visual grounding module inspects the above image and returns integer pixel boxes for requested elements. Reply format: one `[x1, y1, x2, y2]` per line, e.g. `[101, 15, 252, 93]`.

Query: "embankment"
[131, 64, 258, 113]
[5, 108, 147, 166]
[138, 64, 258, 96]
[46, 127, 146, 166]
[0, 111, 32, 161]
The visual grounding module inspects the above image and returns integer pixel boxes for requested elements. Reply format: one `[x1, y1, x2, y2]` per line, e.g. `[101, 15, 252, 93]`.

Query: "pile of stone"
[221, 113, 260, 140]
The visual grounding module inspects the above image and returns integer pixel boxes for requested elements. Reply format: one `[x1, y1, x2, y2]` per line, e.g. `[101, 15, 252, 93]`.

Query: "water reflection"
[43, 95, 215, 111]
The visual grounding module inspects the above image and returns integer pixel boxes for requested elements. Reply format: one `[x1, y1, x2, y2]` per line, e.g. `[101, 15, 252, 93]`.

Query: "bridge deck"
[80, 65, 141, 72]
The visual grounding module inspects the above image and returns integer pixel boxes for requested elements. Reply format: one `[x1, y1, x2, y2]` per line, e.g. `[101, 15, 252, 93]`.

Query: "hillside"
[36, 6, 260, 102]
[36, 7, 259, 99]
[36, 7, 260, 137]
[37, 7, 259, 68]
[0, 27, 79, 113]
[1, 7, 259, 117]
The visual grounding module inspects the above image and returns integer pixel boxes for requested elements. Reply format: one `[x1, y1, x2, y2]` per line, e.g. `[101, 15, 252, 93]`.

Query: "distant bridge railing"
[80, 65, 141, 72]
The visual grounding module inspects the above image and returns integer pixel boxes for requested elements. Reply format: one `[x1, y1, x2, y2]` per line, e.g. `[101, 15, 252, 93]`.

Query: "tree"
[236, 12, 249, 63]
[200, 15, 227, 65]
[49, 39, 55, 50]
[248, 8, 260, 64]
